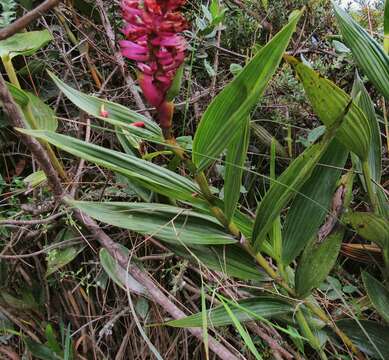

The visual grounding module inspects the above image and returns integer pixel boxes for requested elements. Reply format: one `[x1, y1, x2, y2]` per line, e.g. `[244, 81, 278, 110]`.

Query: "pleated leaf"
[166, 296, 293, 328]
[351, 73, 381, 188]
[8, 83, 58, 132]
[253, 139, 332, 249]
[282, 139, 348, 265]
[342, 211, 389, 249]
[224, 117, 250, 221]
[362, 272, 389, 324]
[291, 59, 371, 160]
[192, 11, 301, 170]
[169, 244, 264, 281]
[334, 4, 389, 100]
[295, 229, 343, 298]
[18, 130, 200, 203]
[69, 201, 236, 245]
[336, 320, 389, 359]
[48, 71, 163, 142]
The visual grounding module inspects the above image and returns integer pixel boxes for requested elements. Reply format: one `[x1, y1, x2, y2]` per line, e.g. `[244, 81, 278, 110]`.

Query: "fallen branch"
[0, 0, 62, 40]
[0, 73, 239, 360]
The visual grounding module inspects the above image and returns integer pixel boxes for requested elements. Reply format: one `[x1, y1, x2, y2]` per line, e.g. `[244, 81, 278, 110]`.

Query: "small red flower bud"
[131, 121, 146, 128]
[100, 104, 109, 118]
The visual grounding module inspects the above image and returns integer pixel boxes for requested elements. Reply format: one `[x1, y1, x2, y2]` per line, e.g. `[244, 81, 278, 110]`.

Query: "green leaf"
[99, 248, 147, 295]
[69, 201, 237, 246]
[336, 319, 389, 359]
[48, 71, 162, 141]
[8, 83, 58, 131]
[0, 30, 53, 59]
[218, 297, 263, 360]
[253, 139, 332, 249]
[224, 117, 250, 221]
[251, 122, 287, 157]
[168, 244, 264, 281]
[192, 11, 301, 170]
[334, 4, 389, 101]
[291, 59, 371, 160]
[18, 130, 200, 203]
[295, 230, 343, 298]
[362, 272, 389, 324]
[166, 296, 293, 328]
[46, 245, 85, 277]
[351, 73, 381, 188]
[342, 211, 389, 249]
[25, 338, 61, 360]
[282, 139, 348, 264]
[385, 0, 389, 54]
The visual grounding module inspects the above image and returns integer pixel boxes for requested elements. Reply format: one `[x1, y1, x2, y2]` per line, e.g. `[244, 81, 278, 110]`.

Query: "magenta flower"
[120, 0, 187, 134]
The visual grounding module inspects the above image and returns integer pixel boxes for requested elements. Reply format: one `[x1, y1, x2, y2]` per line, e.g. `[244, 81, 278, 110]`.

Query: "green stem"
[2, 55, 21, 89]
[295, 309, 327, 360]
[361, 160, 378, 214]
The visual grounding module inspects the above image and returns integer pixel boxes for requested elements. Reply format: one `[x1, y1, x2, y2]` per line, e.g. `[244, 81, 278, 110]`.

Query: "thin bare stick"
[0, 0, 62, 40]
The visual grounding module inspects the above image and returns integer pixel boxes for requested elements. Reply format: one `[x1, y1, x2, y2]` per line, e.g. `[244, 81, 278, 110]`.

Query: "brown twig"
[0, 0, 62, 40]
[0, 73, 239, 360]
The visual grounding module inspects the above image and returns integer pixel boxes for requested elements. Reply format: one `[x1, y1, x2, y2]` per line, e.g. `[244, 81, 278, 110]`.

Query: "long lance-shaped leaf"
[18, 130, 201, 203]
[192, 11, 301, 170]
[362, 272, 389, 324]
[165, 296, 293, 328]
[68, 201, 236, 246]
[224, 117, 250, 221]
[48, 71, 163, 142]
[169, 244, 265, 281]
[385, 0, 389, 53]
[290, 58, 371, 160]
[334, 4, 389, 101]
[252, 138, 332, 250]
[351, 73, 381, 185]
[282, 139, 348, 265]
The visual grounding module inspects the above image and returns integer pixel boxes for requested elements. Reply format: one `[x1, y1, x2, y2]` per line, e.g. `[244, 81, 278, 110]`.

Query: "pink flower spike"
[138, 74, 164, 107]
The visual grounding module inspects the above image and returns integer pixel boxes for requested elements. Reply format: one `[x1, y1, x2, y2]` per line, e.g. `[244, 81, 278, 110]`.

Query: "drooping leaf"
[18, 130, 201, 203]
[99, 248, 147, 296]
[336, 319, 389, 359]
[290, 58, 371, 160]
[46, 245, 85, 277]
[253, 138, 332, 249]
[224, 117, 250, 221]
[342, 211, 389, 249]
[334, 4, 389, 101]
[166, 296, 294, 328]
[48, 71, 162, 141]
[295, 229, 343, 298]
[69, 201, 237, 246]
[282, 139, 348, 265]
[168, 244, 265, 281]
[192, 11, 301, 170]
[0, 30, 53, 59]
[362, 272, 389, 324]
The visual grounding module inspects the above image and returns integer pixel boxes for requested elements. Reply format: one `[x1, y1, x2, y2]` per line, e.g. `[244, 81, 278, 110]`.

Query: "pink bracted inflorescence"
[120, 0, 187, 133]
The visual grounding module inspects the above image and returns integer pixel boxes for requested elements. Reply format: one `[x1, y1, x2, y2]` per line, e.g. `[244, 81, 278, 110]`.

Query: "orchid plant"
[3, 1, 389, 359]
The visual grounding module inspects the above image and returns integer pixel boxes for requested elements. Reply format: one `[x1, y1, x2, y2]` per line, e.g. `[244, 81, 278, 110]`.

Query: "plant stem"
[361, 160, 378, 214]
[295, 308, 327, 360]
[2, 55, 21, 88]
